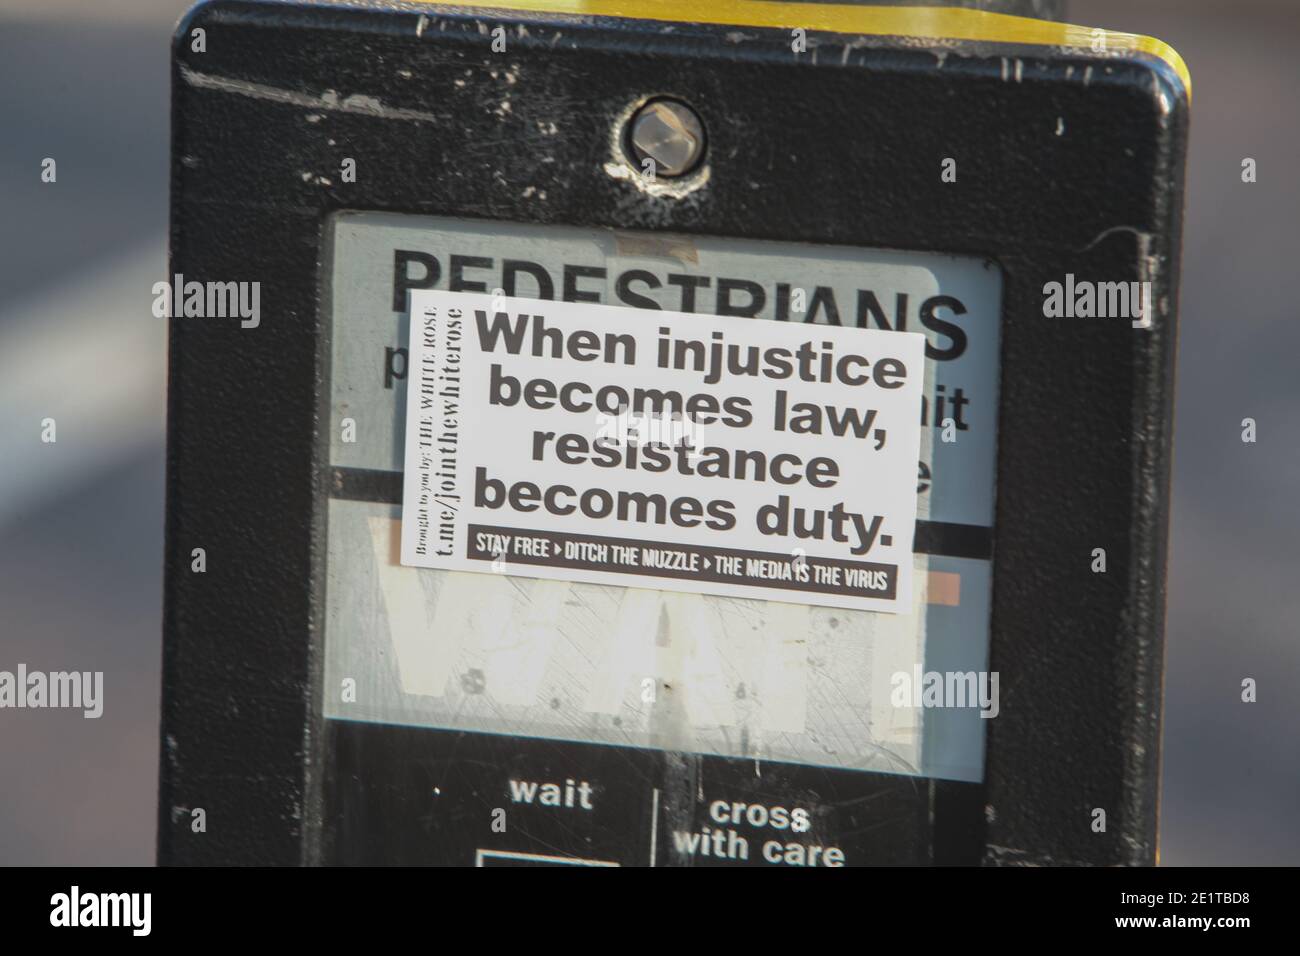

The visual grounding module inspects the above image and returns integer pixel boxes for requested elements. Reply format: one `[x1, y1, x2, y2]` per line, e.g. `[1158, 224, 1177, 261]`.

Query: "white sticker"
[399, 289, 926, 613]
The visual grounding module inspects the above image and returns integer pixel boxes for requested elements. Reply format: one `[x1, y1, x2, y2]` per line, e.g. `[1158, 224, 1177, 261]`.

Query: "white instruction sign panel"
[399, 289, 926, 613]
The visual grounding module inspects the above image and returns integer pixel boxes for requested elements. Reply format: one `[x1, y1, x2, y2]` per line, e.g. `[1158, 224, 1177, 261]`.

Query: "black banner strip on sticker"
[328, 467, 994, 560]
[466, 523, 898, 600]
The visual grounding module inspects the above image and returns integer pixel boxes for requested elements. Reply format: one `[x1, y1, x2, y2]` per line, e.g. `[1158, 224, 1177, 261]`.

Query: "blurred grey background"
[0, 0, 1296, 865]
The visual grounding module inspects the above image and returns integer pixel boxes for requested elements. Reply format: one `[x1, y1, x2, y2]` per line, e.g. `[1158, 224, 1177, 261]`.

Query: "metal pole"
[807, 0, 1066, 21]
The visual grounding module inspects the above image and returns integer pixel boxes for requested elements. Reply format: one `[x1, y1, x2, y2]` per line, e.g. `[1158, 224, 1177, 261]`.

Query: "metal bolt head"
[628, 99, 706, 177]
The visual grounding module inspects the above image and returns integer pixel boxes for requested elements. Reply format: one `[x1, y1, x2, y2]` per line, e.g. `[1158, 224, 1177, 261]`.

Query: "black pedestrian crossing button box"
[160, 0, 1189, 866]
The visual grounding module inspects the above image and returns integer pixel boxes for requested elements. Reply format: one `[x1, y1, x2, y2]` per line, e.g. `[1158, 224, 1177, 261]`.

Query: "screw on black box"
[625, 98, 706, 178]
